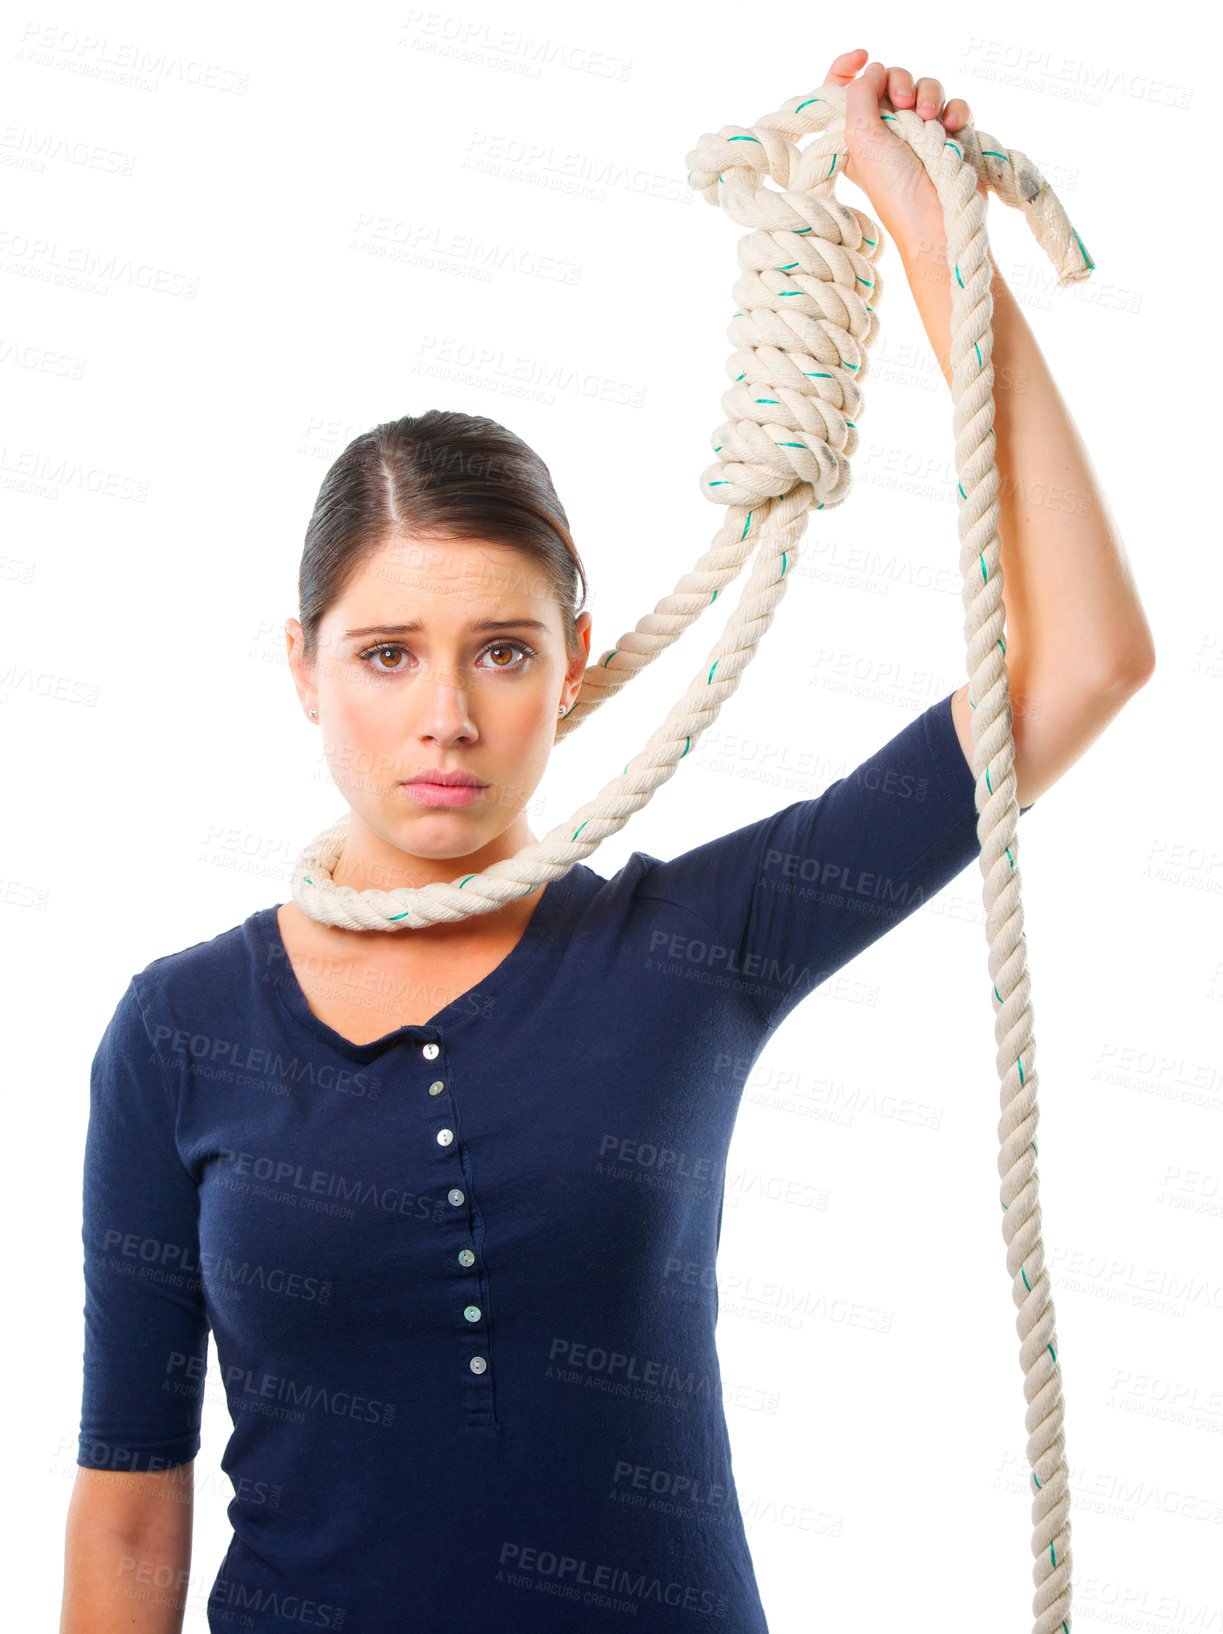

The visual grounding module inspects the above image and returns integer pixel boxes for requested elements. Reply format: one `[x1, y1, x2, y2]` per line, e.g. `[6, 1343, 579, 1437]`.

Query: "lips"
[404, 771, 487, 787]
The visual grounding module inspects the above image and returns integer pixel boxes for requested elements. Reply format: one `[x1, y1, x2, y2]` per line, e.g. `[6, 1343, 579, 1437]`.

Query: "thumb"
[843, 59, 887, 144]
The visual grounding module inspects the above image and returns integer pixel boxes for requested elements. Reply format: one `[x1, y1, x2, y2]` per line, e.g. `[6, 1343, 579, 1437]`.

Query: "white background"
[4, 2, 1220, 1629]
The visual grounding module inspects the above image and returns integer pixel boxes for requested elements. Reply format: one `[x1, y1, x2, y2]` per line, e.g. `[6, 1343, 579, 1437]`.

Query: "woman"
[61, 52, 1155, 1634]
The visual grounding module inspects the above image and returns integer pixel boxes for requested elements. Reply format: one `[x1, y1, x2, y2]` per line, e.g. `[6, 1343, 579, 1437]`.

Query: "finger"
[822, 48, 869, 85]
[844, 59, 886, 126]
[886, 66, 916, 108]
[914, 76, 945, 118]
[942, 97, 973, 132]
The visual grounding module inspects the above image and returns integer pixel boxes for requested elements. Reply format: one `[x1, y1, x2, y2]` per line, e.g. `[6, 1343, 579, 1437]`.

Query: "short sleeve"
[640, 691, 1035, 1033]
[77, 976, 210, 1471]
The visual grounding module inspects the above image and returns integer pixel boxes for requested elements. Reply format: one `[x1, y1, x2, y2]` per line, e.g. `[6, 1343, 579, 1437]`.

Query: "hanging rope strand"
[290, 88, 1091, 1634]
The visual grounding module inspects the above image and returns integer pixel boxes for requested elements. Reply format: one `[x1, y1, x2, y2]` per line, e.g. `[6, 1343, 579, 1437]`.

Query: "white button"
[458, 1248, 475, 1267]
[436, 1128, 454, 1146]
[463, 1304, 482, 1323]
[469, 1356, 487, 1374]
[448, 1188, 465, 1207]
[422, 1043, 440, 1060]
[428, 1080, 445, 1096]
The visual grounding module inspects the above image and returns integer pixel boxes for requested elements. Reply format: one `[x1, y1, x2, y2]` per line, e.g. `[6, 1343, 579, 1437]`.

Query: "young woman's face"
[286, 534, 591, 884]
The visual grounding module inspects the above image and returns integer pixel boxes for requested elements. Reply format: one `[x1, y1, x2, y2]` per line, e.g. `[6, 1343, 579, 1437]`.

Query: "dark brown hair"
[298, 410, 588, 662]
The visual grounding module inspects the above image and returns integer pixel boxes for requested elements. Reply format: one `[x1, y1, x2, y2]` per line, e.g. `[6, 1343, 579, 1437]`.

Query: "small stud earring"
[558, 702, 567, 716]
[310, 708, 318, 719]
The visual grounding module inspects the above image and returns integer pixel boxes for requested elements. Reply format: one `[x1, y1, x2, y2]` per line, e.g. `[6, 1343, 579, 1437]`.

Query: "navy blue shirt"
[77, 691, 1032, 1632]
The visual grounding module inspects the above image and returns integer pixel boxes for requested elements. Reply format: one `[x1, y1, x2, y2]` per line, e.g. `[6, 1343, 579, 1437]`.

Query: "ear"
[284, 618, 317, 719]
[570, 610, 594, 685]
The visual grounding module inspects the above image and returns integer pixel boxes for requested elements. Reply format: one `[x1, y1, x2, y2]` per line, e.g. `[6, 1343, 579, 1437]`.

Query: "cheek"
[330, 678, 398, 731]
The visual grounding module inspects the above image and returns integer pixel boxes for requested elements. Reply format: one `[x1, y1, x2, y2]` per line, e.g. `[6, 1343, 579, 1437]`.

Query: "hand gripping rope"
[290, 80, 1092, 1634]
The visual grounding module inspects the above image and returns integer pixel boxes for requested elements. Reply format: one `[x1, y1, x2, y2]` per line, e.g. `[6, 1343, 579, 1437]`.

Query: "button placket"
[419, 1037, 494, 1417]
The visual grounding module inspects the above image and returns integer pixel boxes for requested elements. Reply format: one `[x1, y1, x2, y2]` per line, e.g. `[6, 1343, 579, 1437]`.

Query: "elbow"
[1099, 635, 1156, 698]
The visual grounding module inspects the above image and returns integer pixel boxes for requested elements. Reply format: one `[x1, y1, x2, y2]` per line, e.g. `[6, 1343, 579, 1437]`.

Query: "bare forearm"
[61, 1474, 194, 1634]
[890, 210, 1157, 693]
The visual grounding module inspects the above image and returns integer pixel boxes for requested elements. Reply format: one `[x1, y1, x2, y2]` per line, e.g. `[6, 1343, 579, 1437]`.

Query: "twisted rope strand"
[290, 84, 1091, 1633]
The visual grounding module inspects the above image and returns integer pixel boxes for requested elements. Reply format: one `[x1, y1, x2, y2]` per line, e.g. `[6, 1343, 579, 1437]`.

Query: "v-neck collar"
[249, 868, 578, 1062]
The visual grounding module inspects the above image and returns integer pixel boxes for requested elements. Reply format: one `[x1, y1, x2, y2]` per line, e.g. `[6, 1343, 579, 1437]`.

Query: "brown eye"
[357, 643, 411, 674]
[487, 644, 516, 667]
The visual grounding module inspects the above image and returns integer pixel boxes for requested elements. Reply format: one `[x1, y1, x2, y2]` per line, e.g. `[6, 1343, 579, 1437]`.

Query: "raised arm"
[833, 51, 1157, 807]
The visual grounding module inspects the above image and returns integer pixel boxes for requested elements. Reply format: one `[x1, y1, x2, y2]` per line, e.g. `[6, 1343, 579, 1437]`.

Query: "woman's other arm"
[898, 212, 1156, 805]
[833, 52, 1157, 808]
[61, 1463, 194, 1633]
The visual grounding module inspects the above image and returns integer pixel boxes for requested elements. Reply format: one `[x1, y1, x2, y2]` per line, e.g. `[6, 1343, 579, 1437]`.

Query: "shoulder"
[119, 905, 275, 1039]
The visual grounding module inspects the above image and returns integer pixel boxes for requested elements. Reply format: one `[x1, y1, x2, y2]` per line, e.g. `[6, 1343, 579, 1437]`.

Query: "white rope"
[290, 81, 1090, 1633]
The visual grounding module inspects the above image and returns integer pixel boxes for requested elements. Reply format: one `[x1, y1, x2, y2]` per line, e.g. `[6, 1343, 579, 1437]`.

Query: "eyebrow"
[343, 618, 552, 640]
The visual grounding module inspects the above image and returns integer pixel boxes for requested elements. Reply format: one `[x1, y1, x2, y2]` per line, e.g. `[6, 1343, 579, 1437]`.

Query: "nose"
[413, 658, 475, 743]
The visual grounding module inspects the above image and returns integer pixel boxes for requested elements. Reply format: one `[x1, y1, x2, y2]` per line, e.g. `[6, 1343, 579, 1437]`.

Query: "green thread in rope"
[981, 149, 1009, 162]
[1034, 1472, 1042, 1490]
[755, 398, 780, 404]
[994, 985, 1001, 1002]
[856, 275, 873, 288]
[1006, 846, 1015, 869]
[794, 97, 824, 113]
[680, 738, 691, 757]
[955, 263, 964, 289]
[986, 767, 992, 794]
[958, 483, 966, 501]
[572, 819, 589, 840]
[863, 236, 876, 247]
[304, 877, 313, 886]
[1049, 1342, 1056, 1363]
[710, 590, 718, 603]
[777, 262, 799, 271]
[708, 661, 719, 684]
[806, 371, 833, 379]
[728, 135, 761, 144]
[1018, 1057, 1025, 1086]
[826, 154, 838, 179]
[458, 875, 475, 888]
[778, 552, 788, 580]
[944, 140, 962, 157]
[975, 341, 982, 367]
[1022, 1266, 1031, 1292]
[1070, 226, 1095, 270]
[602, 650, 617, 666]
[980, 553, 988, 584]
[741, 512, 752, 540]
[999, 634, 1007, 654]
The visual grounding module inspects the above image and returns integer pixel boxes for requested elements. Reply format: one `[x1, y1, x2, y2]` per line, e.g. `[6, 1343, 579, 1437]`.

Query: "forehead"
[333, 536, 553, 614]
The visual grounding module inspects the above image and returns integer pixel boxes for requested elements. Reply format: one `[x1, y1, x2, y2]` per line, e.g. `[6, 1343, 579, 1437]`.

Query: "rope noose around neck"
[291, 81, 1091, 1634]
